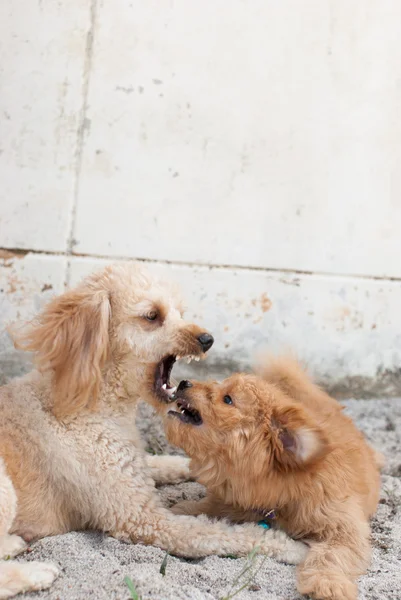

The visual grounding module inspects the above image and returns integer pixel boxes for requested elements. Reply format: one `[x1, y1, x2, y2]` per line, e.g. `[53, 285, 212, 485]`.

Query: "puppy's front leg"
[171, 497, 213, 516]
[112, 504, 307, 564]
[145, 455, 191, 484]
[172, 496, 256, 523]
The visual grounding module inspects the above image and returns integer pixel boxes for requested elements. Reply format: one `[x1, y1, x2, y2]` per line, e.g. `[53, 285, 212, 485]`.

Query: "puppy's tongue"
[161, 383, 177, 399]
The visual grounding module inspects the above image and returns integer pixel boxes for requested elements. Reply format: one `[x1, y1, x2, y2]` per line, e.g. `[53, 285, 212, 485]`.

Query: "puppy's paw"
[21, 562, 60, 592]
[298, 571, 357, 600]
[0, 561, 59, 598]
[165, 456, 192, 483]
[259, 529, 308, 565]
[0, 534, 27, 559]
[147, 455, 192, 484]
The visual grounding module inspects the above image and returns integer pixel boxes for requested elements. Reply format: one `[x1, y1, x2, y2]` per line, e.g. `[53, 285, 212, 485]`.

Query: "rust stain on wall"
[7, 274, 24, 294]
[0, 249, 26, 267]
[260, 293, 272, 313]
[251, 294, 273, 313]
[326, 305, 364, 332]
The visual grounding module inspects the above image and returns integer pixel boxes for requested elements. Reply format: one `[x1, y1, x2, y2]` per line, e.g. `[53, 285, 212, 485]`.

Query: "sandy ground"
[9, 397, 401, 600]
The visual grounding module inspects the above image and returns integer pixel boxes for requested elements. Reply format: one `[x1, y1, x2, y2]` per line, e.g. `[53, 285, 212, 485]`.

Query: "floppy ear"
[271, 402, 328, 469]
[14, 288, 110, 419]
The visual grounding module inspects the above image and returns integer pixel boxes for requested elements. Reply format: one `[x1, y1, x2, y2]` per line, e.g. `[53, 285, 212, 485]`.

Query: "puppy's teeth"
[181, 408, 185, 413]
[162, 384, 167, 390]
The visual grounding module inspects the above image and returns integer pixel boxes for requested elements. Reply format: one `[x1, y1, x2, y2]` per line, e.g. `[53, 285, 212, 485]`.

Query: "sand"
[10, 396, 400, 600]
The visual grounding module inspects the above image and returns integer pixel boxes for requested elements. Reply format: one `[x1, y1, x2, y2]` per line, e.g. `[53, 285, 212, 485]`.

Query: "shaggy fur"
[0, 264, 306, 599]
[161, 358, 381, 600]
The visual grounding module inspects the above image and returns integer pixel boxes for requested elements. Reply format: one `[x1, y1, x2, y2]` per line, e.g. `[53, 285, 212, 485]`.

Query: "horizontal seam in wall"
[0, 246, 401, 283]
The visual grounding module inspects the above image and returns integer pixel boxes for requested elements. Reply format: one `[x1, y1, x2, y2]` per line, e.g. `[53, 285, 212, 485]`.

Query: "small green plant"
[159, 551, 169, 576]
[220, 547, 268, 600]
[124, 576, 141, 600]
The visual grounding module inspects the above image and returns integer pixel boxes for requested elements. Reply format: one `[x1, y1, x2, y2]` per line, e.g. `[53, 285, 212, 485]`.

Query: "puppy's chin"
[163, 416, 195, 455]
[163, 415, 183, 444]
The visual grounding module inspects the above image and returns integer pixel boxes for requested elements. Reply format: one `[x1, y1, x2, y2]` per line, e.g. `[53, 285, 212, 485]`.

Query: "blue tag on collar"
[258, 520, 271, 529]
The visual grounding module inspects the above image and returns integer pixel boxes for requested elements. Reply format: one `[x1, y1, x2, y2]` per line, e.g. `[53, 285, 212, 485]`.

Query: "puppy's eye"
[223, 395, 233, 405]
[145, 310, 158, 322]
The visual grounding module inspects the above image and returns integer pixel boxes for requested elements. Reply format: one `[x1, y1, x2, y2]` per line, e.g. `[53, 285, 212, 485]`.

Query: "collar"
[253, 508, 277, 520]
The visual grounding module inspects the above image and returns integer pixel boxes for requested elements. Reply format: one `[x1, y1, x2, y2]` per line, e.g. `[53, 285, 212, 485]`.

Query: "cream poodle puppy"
[0, 263, 306, 598]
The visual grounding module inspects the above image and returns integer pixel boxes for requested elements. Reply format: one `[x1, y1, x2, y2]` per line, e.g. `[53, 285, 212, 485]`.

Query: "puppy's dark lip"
[168, 399, 203, 426]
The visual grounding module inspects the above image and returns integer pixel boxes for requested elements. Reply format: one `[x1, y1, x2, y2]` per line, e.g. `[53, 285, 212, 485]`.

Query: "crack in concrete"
[66, 0, 98, 287]
[1, 246, 401, 284]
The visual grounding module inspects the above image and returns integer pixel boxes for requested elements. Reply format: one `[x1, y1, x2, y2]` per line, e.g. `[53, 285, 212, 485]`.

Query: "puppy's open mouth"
[154, 354, 200, 403]
[155, 355, 177, 401]
[168, 398, 203, 426]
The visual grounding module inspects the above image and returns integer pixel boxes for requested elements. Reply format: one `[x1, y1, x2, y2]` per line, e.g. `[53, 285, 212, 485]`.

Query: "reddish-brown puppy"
[160, 358, 381, 600]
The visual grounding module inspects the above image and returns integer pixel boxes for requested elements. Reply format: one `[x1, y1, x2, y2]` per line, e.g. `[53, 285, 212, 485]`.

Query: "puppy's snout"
[177, 380, 193, 392]
[197, 333, 214, 352]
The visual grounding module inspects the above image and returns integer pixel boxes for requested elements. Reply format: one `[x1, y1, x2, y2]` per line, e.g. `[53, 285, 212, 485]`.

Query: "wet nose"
[197, 333, 214, 352]
[177, 380, 193, 392]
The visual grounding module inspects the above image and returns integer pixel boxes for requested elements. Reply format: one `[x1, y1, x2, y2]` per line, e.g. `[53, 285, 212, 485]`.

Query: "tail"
[255, 355, 340, 410]
[256, 355, 309, 398]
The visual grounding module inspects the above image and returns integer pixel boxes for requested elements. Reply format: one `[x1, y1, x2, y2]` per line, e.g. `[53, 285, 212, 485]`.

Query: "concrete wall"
[1, 0, 401, 394]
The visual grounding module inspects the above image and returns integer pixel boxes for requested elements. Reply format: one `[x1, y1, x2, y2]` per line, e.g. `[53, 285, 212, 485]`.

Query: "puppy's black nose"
[197, 333, 214, 352]
[177, 380, 193, 392]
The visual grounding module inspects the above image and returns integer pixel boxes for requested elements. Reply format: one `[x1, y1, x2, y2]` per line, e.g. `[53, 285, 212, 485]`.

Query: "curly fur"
[0, 265, 306, 598]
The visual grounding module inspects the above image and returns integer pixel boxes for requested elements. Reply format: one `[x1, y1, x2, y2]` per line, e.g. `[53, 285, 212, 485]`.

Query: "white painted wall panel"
[0, 0, 90, 251]
[1, 1, 401, 393]
[74, 0, 401, 277]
